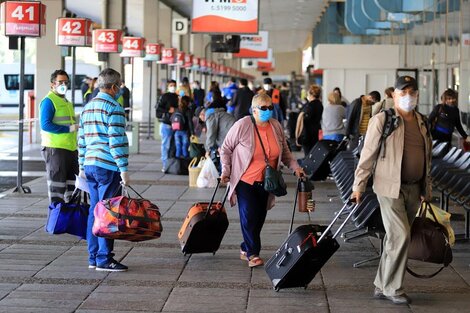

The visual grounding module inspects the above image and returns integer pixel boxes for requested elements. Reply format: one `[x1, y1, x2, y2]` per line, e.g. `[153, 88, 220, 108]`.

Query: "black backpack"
[171, 111, 186, 131]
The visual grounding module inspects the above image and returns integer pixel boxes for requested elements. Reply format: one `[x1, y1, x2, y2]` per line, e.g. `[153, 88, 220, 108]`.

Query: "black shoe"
[384, 294, 411, 305]
[96, 260, 128, 272]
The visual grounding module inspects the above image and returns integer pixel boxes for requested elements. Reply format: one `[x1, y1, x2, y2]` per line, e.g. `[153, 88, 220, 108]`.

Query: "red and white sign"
[234, 31, 268, 58]
[184, 54, 193, 68]
[93, 29, 122, 53]
[463, 33, 470, 46]
[160, 48, 177, 64]
[192, 0, 259, 34]
[120, 37, 145, 57]
[144, 43, 162, 61]
[176, 51, 185, 65]
[56, 18, 92, 46]
[200, 58, 208, 71]
[257, 60, 274, 72]
[1, 1, 46, 37]
[192, 57, 200, 70]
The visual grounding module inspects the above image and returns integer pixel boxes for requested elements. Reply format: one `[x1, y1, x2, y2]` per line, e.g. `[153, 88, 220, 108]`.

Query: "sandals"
[240, 249, 248, 261]
[248, 255, 264, 268]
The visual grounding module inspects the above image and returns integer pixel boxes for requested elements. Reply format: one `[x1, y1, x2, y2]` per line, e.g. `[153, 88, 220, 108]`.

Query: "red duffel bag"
[92, 184, 162, 242]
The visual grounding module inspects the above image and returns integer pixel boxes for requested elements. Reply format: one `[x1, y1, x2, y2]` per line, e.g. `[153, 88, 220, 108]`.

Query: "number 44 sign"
[56, 18, 93, 47]
[0, 1, 47, 37]
[120, 37, 146, 58]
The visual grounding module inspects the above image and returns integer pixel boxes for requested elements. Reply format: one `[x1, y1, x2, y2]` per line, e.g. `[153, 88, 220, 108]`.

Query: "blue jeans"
[323, 134, 344, 142]
[236, 180, 269, 258]
[84, 165, 121, 267]
[174, 130, 189, 158]
[160, 123, 173, 168]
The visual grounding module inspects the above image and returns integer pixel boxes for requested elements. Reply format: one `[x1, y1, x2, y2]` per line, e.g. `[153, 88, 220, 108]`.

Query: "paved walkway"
[0, 139, 469, 313]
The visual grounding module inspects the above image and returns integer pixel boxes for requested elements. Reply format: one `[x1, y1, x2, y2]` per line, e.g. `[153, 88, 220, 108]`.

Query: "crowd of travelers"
[39, 67, 469, 304]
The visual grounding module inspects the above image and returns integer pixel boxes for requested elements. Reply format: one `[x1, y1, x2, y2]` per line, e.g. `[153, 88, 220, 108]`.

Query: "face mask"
[114, 88, 122, 101]
[205, 108, 215, 118]
[56, 84, 67, 95]
[168, 86, 176, 93]
[258, 109, 273, 122]
[179, 90, 185, 97]
[263, 84, 271, 91]
[398, 94, 417, 112]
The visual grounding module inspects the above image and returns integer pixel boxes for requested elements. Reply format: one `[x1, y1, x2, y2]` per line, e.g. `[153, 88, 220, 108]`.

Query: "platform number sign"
[120, 37, 146, 57]
[1, 1, 47, 37]
[144, 43, 162, 61]
[160, 48, 177, 64]
[93, 29, 122, 53]
[56, 18, 92, 46]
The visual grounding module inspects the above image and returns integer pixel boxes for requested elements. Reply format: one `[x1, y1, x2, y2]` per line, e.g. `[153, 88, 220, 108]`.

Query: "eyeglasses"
[255, 105, 274, 111]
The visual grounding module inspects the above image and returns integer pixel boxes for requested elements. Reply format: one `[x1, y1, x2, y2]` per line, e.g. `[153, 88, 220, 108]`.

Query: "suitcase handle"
[287, 177, 311, 235]
[276, 247, 293, 268]
[204, 178, 230, 218]
[317, 199, 359, 244]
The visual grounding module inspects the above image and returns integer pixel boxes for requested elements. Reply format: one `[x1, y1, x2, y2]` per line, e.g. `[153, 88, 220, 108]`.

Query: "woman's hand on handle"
[220, 175, 230, 184]
[294, 168, 305, 178]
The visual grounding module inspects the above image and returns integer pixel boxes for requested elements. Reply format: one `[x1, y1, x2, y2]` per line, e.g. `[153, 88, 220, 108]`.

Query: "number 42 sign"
[1, 1, 47, 37]
[56, 18, 93, 47]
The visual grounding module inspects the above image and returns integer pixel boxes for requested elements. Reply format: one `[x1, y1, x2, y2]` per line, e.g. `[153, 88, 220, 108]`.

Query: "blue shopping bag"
[45, 190, 89, 239]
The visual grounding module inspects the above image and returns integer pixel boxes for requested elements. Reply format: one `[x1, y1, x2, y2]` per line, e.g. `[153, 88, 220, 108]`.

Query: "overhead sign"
[93, 29, 122, 53]
[1, 1, 46, 37]
[192, 57, 200, 70]
[234, 30, 268, 58]
[463, 33, 470, 46]
[257, 60, 274, 72]
[241, 59, 257, 69]
[143, 43, 162, 61]
[192, 0, 259, 34]
[177, 51, 185, 66]
[172, 18, 188, 35]
[56, 18, 92, 47]
[184, 54, 193, 68]
[120, 37, 146, 57]
[160, 48, 177, 64]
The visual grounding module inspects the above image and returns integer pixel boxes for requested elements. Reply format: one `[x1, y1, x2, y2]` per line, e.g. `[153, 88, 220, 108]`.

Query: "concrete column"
[105, 0, 125, 74]
[159, 2, 172, 86]
[34, 0, 64, 143]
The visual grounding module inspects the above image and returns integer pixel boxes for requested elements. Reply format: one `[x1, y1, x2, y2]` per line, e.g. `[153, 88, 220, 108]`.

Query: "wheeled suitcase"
[178, 179, 229, 255]
[302, 140, 338, 180]
[265, 183, 360, 291]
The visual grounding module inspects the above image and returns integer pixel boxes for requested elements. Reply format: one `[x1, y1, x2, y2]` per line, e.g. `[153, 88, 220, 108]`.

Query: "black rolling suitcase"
[287, 111, 299, 139]
[265, 185, 360, 291]
[302, 140, 339, 180]
[177, 179, 229, 255]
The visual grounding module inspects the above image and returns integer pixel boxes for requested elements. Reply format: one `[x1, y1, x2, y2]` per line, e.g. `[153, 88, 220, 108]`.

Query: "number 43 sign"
[1, 1, 47, 37]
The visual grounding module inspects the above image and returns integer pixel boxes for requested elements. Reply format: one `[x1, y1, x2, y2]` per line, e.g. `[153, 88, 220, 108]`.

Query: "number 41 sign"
[0, 1, 47, 37]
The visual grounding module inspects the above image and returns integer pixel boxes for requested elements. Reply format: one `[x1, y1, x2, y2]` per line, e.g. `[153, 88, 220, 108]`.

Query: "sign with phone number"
[1, 1, 46, 37]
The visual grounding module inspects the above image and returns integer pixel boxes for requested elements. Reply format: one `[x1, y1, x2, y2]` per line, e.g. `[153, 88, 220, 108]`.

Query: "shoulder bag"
[251, 117, 287, 197]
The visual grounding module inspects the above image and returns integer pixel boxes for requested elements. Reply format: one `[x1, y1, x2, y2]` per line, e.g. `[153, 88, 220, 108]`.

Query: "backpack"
[377, 108, 429, 159]
[171, 111, 186, 131]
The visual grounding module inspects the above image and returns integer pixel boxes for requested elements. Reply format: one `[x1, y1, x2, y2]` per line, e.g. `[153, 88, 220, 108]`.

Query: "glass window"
[4, 74, 34, 90]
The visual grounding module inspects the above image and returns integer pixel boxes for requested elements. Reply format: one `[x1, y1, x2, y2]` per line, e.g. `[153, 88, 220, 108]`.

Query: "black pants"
[41, 147, 78, 203]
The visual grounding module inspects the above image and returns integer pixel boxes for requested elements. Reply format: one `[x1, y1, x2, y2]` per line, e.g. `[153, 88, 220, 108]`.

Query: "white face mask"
[398, 94, 417, 112]
[263, 84, 271, 91]
[56, 84, 67, 95]
[168, 86, 176, 93]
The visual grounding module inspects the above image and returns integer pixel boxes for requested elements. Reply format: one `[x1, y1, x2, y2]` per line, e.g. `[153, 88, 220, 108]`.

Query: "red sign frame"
[2, 1, 46, 37]
[120, 37, 146, 58]
[93, 29, 122, 53]
[56, 18, 92, 47]
[160, 48, 177, 64]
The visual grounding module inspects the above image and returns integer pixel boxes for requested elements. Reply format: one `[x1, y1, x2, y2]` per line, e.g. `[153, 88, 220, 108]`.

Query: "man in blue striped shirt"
[78, 68, 129, 272]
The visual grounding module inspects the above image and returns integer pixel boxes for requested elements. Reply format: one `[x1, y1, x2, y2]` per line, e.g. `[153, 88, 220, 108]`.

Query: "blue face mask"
[179, 90, 185, 97]
[205, 108, 215, 118]
[258, 109, 273, 122]
[113, 85, 122, 101]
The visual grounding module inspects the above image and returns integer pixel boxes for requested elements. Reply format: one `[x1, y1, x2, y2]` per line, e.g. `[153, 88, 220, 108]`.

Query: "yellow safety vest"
[117, 95, 124, 107]
[40, 91, 77, 151]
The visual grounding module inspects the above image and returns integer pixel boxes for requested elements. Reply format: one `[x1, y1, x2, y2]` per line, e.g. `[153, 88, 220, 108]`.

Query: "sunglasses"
[256, 105, 274, 111]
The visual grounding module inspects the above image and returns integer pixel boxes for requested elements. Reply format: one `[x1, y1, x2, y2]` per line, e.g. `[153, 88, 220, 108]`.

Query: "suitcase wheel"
[274, 287, 279, 292]
[212, 252, 216, 255]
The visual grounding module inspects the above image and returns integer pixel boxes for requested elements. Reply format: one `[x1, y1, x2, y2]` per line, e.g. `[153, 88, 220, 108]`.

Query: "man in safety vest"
[260, 77, 285, 123]
[39, 70, 79, 203]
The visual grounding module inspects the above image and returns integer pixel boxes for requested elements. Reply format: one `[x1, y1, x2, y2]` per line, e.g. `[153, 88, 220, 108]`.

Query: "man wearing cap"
[351, 76, 432, 305]
[259, 77, 285, 123]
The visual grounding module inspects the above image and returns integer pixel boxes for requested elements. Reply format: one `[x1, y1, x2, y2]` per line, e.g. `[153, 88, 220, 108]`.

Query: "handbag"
[406, 201, 453, 278]
[93, 184, 162, 242]
[45, 189, 89, 239]
[251, 117, 287, 197]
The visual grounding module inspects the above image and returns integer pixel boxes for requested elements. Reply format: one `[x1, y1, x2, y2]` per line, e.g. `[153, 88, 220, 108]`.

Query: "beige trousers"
[375, 183, 421, 296]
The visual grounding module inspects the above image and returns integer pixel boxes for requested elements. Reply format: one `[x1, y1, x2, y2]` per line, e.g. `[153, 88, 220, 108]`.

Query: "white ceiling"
[66, 0, 325, 54]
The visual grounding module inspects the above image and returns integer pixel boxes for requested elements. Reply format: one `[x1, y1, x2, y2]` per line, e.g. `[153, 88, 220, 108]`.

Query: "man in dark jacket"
[192, 80, 205, 108]
[156, 80, 178, 170]
[233, 78, 254, 120]
[346, 91, 381, 147]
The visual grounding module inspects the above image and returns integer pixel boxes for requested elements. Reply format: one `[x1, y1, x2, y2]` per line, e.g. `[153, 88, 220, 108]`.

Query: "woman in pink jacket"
[220, 93, 304, 267]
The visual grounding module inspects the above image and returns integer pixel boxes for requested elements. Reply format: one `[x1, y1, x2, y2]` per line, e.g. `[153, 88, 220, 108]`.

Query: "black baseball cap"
[395, 76, 417, 91]
[263, 77, 272, 84]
